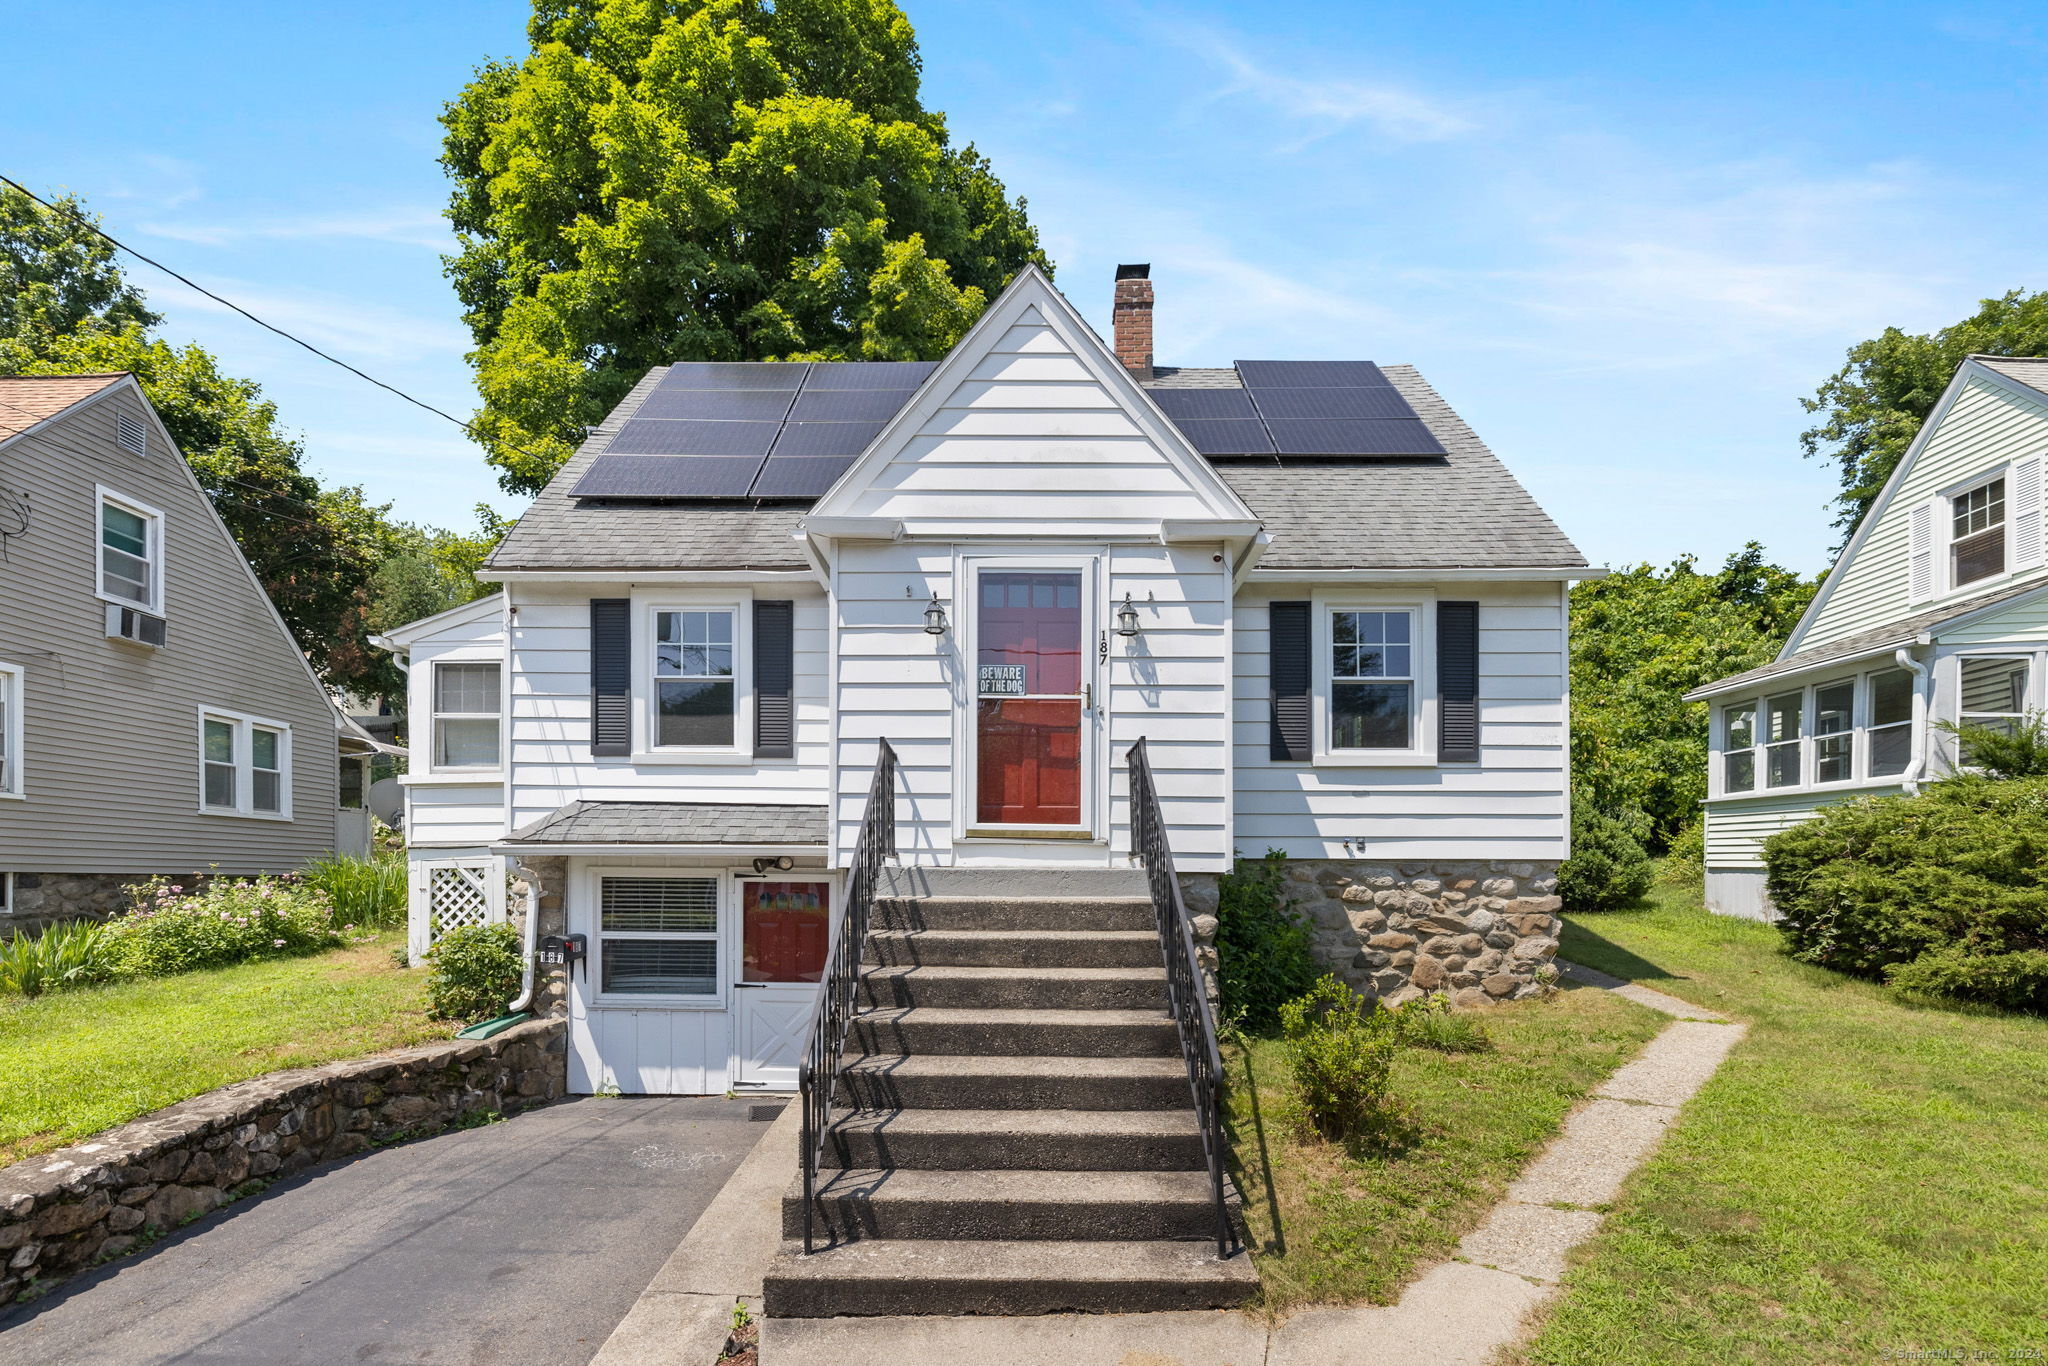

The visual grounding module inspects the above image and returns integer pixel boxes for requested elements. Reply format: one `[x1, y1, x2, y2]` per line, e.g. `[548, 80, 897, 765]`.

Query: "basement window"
[599, 876, 720, 999]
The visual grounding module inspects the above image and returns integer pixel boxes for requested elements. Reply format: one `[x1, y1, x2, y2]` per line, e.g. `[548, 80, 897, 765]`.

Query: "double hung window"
[1951, 479, 2007, 588]
[433, 662, 502, 769]
[1722, 702, 1757, 793]
[1813, 682, 1855, 784]
[1958, 655, 2030, 741]
[1868, 668, 1914, 777]
[653, 610, 736, 748]
[98, 490, 163, 612]
[200, 711, 289, 817]
[1329, 610, 1415, 750]
[0, 663, 20, 798]
[1763, 693, 1803, 788]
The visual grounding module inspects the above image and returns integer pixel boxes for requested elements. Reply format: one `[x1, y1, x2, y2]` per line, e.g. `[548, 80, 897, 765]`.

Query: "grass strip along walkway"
[1520, 887, 2048, 1364]
[1226, 980, 1667, 1316]
[0, 930, 438, 1164]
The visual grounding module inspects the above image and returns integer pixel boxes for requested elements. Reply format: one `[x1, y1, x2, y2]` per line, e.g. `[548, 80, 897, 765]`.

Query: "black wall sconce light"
[1115, 592, 1141, 638]
[923, 592, 950, 636]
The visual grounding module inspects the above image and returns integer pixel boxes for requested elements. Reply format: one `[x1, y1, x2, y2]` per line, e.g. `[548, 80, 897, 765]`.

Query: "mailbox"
[538, 933, 587, 978]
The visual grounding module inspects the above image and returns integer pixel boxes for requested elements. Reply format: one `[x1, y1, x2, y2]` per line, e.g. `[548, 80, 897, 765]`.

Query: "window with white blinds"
[599, 877, 720, 997]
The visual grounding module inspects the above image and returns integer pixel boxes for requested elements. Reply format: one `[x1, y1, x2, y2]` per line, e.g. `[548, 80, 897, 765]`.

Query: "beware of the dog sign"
[978, 665, 1026, 695]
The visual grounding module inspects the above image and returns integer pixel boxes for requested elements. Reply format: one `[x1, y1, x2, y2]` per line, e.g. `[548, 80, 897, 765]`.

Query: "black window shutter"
[753, 600, 795, 759]
[1437, 600, 1481, 764]
[1269, 600, 1312, 762]
[590, 598, 631, 757]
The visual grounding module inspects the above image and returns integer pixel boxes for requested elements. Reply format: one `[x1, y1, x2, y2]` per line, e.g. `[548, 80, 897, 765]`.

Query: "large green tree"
[1571, 545, 1818, 850]
[1803, 289, 2048, 539]
[441, 0, 1048, 492]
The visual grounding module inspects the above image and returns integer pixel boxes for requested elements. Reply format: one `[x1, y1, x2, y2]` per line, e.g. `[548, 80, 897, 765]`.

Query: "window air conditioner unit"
[105, 603, 167, 648]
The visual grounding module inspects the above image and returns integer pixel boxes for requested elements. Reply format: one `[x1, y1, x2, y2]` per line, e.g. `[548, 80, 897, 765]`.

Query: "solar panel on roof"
[766, 421, 887, 457]
[1170, 418, 1275, 455]
[789, 389, 910, 422]
[634, 388, 798, 421]
[609, 418, 782, 456]
[803, 360, 939, 389]
[570, 454, 769, 498]
[1148, 389, 1259, 421]
[748, 455, 858, 498]
[1248, 386, 1418, 422]
[657, 361, 808, 390]
[1235, 360, 1390, 388]
[1263, 418, 1446, 456]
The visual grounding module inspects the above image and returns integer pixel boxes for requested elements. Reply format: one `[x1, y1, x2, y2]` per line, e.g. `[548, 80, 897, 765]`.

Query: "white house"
[1689, 355, 2048, 919]
[379, 264, 1586, 1097]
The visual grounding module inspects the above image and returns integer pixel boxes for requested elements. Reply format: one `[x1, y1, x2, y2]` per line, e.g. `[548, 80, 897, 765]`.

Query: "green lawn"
[1227, 983, 1665, 1316]
[1523, 886, 2048, 1363]
[0, 931, 441, 1164]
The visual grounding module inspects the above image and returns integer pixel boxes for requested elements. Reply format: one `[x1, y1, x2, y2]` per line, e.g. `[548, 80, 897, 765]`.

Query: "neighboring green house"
[1688, 355, 2048, 919]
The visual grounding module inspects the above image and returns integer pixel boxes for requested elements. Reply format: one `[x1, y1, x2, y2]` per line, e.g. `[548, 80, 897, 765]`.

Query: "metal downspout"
[1896, 646, 1931, 796]
[505, 861, 544, 1013]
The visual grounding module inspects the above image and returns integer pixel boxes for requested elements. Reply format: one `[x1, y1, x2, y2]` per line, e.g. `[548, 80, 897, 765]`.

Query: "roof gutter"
[487, 840, 830, 858]
[1245, 565, 1602, 583]
[479, 568, 817, 583]
[1682, 639, 1913, 703]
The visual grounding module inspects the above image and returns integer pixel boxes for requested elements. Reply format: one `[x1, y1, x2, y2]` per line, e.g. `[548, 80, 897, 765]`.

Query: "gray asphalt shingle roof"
[1975, 356, 2048, 400]
[504, 801, 830, 846]
[1684, 578, 2048, 700]
[487, 360, 1585, 572]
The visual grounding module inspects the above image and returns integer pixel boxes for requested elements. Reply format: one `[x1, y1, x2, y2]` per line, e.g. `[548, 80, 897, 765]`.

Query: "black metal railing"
[797, 738, 898, 1254]
[1126, 737, 1237, 1257]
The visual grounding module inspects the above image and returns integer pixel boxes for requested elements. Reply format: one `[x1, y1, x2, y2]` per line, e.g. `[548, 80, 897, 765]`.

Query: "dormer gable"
[1787, 358, 2048, 655]
[804, 265, 1258, 539]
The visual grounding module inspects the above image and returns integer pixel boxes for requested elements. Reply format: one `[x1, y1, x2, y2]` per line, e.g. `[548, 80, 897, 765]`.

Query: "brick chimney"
[1113, 264, 1153, 382]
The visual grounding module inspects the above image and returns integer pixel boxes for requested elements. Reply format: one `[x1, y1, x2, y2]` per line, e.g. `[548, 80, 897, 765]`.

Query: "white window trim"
[631, 594, 754, 762]
[1711, 664, 1924, 801]
[587, 867, 730, 1009]
[1946, 649, 2042, 769]
[0, 662, 22, 800]
[196, 706, 293, 821]
[429, 659, 504, 774]
[1311, 592, 1437, 767]
[94, 484, 166, 616]
[0, 871, 12, 916]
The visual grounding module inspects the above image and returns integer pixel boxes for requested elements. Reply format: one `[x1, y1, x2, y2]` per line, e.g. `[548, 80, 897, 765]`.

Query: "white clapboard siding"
[828, 541, 1235, 871]
[836, 309, 1231, 531]
[1231, 585, 1570, 862]
[1801, 375, 2048, 651]
[501, 585, 831, 834]
[401, 606, 508, 845]
[1703, 791, 1897, 869]
[406, 783, 508, 846]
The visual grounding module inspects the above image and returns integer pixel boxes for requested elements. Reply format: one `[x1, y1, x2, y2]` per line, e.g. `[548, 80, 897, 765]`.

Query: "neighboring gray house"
[0, 373, 380, 929]
[1688, 355, 2048, 918]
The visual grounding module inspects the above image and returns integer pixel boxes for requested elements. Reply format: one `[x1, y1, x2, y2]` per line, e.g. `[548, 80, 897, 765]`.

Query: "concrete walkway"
[0, 1095, 779, 1366]
[757, 964, 1746, 1365]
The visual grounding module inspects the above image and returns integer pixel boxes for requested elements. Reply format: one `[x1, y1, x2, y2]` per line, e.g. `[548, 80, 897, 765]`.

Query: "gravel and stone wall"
[0, 1019, 566, 1306]
[1182, 859, 1563, 1008]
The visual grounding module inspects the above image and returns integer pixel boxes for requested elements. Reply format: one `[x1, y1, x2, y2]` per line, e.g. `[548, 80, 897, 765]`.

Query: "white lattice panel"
[426, 862, 500, 944]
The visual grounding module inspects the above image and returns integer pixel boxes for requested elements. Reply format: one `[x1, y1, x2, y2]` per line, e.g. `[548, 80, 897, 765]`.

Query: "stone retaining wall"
[0, 1019, 566, 1306]
[1181, 859, 1563, 1008]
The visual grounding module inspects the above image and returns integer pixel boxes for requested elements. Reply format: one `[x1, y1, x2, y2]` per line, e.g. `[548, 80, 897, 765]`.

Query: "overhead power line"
[0, 173, 560, 471]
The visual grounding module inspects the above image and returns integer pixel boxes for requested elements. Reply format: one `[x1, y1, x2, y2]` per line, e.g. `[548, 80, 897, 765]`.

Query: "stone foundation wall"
[1182, 860, 1562, 1008]
[0, 1019, 567, 1306]
[4, 872, 158, 935]
[508, 856, 570, 1017]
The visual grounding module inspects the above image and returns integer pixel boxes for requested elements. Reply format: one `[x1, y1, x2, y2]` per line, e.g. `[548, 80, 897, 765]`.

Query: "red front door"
[975, 570, 1084, 827]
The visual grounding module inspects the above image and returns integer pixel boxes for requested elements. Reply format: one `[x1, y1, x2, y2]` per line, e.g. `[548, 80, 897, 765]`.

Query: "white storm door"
[731, 877, 834, 1089]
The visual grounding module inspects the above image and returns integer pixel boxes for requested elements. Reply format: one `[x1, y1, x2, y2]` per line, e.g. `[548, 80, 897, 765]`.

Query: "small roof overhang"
[494, 800, 830, 853]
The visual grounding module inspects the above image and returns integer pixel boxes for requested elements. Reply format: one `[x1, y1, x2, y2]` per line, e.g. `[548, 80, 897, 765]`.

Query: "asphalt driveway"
[0, 1095, 780, 1366]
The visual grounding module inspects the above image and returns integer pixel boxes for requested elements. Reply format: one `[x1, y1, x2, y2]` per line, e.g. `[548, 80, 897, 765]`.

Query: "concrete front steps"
[763, 891, 1255, 1318]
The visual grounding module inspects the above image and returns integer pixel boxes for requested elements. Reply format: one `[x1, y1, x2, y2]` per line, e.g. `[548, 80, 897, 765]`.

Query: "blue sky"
[9, 1, 2048, 573]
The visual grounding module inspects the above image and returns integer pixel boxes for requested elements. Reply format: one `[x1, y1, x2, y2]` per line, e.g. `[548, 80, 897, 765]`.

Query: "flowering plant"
[110, 873, 343, 977]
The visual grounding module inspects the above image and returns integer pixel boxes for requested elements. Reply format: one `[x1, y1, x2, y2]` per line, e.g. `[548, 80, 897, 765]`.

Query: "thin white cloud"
[140, 207, 452, 251]
[148, 273, 471, 365]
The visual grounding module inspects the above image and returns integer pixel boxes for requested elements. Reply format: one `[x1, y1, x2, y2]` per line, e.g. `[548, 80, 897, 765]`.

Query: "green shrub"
[110, 876, 341, 978]
[1213, 849, 1319, 1032]
[1656, 819, 1706, 888]
[427, 923, 523, 1023]
[301, 851, 407, 930]
[1278, 974, 1402, 1140]
[0, 920, 123, 997]
[1936, 713, 2048, 779]
[1558, 804, 1655, 911]
[1392, 991, 1493, 1053]
[1765, 777, 2048, 1010]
